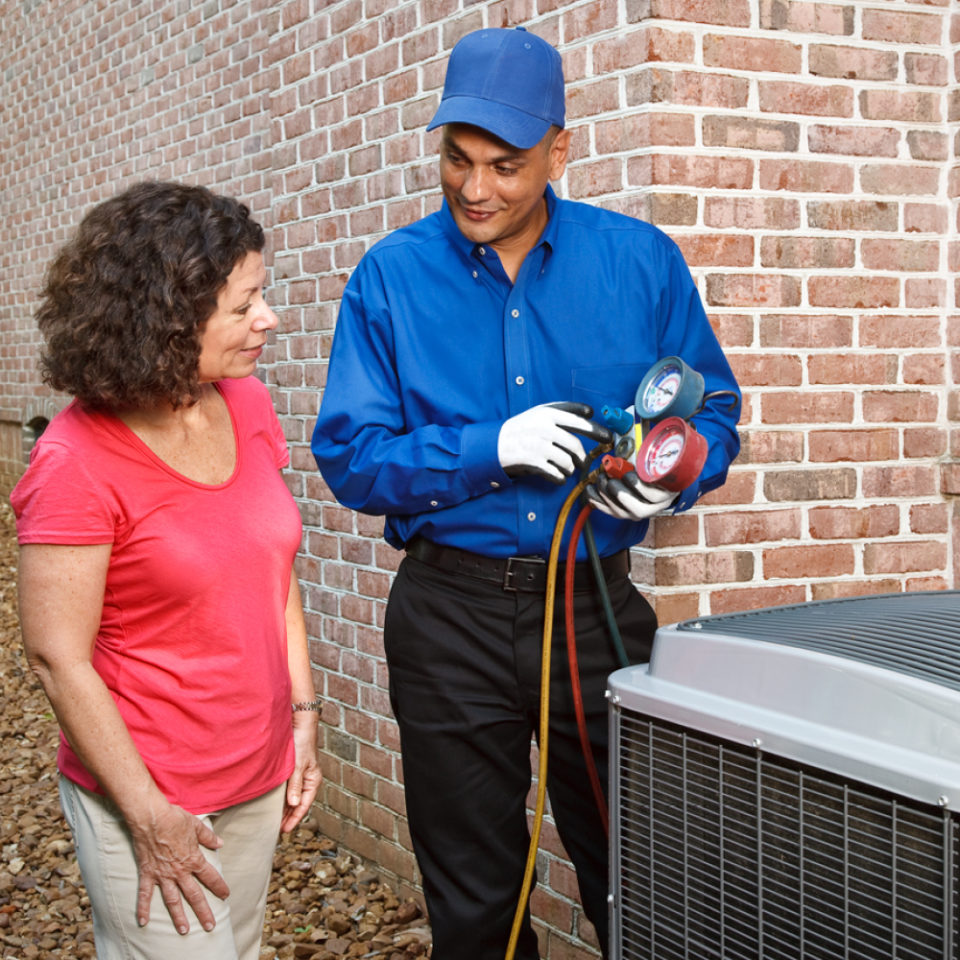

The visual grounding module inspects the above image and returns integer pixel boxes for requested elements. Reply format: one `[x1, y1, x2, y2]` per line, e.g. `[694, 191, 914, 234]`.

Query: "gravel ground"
[0, 502, 432, 960]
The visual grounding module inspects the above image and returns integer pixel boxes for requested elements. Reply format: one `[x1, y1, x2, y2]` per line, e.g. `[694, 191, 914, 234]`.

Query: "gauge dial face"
[641, 365, 682, 415]
[642, 424, 685, 478]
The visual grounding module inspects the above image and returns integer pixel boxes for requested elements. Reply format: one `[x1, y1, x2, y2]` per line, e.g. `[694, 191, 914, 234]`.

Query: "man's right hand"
[497, 402, 613, 484]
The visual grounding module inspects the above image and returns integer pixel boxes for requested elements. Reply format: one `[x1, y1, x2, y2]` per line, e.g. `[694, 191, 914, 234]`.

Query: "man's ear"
[547, 128, 571, 181]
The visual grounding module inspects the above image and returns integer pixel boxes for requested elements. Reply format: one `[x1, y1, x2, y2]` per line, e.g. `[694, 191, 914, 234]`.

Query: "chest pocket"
[570, 362, 654, 413]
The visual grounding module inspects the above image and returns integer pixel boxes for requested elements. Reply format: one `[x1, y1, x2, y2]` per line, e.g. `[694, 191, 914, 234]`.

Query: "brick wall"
[2, 0, 959, 956]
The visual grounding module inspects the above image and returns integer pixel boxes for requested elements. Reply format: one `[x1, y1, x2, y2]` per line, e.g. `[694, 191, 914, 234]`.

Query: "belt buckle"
[502, 555, 545, 592]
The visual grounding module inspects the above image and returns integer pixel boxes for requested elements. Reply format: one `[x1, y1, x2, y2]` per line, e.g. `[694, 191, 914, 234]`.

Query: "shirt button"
[472, 270, 478, 279]
[430, 500, 439, 507]
[478, 247, 486, 256]
[490, 481, 500, 489]
[511, 308, 519, 318]
[527, 512, 536, 522]
[515, 376, 525, 386]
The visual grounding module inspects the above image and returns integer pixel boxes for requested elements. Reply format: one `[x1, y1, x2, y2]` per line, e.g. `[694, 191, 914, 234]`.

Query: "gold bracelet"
[291, 697, 322, 713]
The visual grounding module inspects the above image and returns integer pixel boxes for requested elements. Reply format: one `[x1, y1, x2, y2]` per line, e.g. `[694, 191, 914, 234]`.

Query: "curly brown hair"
[36, 181, 265, 411]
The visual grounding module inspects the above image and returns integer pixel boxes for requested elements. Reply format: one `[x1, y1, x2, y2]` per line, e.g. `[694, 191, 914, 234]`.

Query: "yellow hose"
[504, 475, 593, 960]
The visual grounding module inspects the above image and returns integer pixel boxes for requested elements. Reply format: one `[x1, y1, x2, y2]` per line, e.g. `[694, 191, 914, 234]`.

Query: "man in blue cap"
[313, 26, 740, 959]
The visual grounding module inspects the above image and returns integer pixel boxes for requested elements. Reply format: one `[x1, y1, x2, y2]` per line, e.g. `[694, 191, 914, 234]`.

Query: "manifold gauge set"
[601, 356, 735, 492]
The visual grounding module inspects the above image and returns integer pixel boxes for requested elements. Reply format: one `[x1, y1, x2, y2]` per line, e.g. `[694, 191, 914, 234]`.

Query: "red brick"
[703, 34, 802, 73]
[705, 509, 801, 545]
[941, 462, 960, 495]
[862, 390, 939, 423]
[807, 200, 898, 232]
[907, 131, 949, 162]
[655, 550, 755, 585]
[905, 52, 949, 87]
[862, 8, 943, 46]
[631, 69, 750, 108]
[593, 28, 695, 72]
[674, 234, 754, 266]
[653, 514, 700, 548]
[738, 430, 804, 464]
[703, 115, 800, 151]
[761, 392, 854, 424]
[809, 429, 899, 463]
[903, 354, 944, 386]
[704, 196, 800, 229]
[809, 44, 898, 81]
[910, 503, 948, 535]
[642, 0, 752, 25]
[645, 154, 754, 189]
[710, 314, 755, 347]
[709, 585, 807, 614]
[808, 276, 900, 309]
[567, 158, 623, 197]
[808, 124, 899, 157]
[759, 158, 853, 193]
[758, 80, 853, 117]
[759, 314, 852, 348]
[862, 464, 938, 498]
[760, 236, 854, 268]
[860, 90, 942, 124]
[904, 203, 948, 234]
[863, 541, 947, 575]
[567, 78, 620, 120]
[811, 580, 901, 601]
[808, 353, 895, 385]
[903, 427, 947, 459]
[763, 544, 855, 578]
[862, 239, 940, 273]
[729, 354, 801, 386]
[759, 0, 853, 36]
[706, 273, 801, 307]
[654, 592, 701, 625]
[860, 164, 941, 197]
[808, 505, 900, 540]
[648, 192, 699, 225]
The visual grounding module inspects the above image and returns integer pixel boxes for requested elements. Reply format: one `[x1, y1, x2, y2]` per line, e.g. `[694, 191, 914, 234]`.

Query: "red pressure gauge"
[636, 417, 708, 492]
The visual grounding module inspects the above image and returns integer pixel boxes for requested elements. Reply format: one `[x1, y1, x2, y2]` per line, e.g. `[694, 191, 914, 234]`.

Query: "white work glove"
[585, 471, 678, 521]
[498, 402, 613, 485]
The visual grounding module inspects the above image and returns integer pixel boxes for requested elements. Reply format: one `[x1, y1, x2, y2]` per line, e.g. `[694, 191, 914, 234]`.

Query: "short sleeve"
[11, 439, 117, 545]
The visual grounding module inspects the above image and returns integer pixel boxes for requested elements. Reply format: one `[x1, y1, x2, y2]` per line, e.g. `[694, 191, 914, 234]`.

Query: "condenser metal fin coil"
[609, 591, 960, 960]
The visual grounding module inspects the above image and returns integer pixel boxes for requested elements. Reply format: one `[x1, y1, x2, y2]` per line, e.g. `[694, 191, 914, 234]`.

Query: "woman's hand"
[281, 715, 322, 833]
[128, 797, 230, 933]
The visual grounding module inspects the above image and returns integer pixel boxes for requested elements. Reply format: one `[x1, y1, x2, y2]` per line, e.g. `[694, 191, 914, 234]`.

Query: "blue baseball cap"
[426, 27, 565, 149]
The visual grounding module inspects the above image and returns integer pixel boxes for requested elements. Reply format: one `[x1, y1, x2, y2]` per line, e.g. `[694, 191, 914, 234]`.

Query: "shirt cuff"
[460, 421, 510, 495]
[671, 479, 701, 514]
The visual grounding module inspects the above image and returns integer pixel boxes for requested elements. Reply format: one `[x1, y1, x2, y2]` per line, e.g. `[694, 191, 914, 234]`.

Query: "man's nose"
[461, 165, 490, 202]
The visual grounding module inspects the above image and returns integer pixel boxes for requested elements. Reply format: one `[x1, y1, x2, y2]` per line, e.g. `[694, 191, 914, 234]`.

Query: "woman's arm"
[18, 543, 229, 934]
[281, 569, 322, 832]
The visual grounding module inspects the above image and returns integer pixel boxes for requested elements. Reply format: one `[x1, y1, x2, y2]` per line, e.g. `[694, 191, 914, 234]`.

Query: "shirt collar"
[439, 184, 561, 266]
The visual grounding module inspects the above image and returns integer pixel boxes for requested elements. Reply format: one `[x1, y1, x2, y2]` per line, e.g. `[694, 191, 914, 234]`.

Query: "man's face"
[439, 123, 570, 255]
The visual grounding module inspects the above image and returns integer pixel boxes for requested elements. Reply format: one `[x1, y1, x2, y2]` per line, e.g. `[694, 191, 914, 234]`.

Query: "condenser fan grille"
[616, 713, 959, 960]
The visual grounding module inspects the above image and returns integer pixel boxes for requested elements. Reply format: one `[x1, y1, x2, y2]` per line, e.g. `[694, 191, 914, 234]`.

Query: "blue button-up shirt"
[313, 186, 740, 560]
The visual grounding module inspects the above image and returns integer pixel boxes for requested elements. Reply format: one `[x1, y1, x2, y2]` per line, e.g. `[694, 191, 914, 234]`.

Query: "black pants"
[383, 553, 657, 960]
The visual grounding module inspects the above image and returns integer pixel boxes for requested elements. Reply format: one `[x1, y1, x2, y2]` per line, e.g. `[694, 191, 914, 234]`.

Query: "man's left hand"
[586, 471, 678, 521]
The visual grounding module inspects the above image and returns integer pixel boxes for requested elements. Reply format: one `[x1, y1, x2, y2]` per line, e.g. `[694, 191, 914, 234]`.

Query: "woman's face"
[197, 251, 277, 383]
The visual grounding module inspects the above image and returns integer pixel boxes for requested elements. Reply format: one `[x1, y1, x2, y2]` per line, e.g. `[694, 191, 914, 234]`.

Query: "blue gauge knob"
[635, 356, 704, 422]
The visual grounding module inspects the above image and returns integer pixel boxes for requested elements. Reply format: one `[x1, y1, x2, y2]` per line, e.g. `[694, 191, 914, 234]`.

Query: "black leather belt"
[404, 537, 630, 593]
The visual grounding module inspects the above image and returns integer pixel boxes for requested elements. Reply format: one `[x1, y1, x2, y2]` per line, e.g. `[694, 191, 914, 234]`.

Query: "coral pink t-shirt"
[11, 376, 302, 813]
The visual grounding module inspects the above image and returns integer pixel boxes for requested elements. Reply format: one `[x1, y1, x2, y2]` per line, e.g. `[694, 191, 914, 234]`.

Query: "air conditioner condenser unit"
[608, 591, 960, 960]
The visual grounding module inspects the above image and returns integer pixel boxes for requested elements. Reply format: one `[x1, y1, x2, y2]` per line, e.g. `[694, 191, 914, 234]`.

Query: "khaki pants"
[60, 777, 285, 960]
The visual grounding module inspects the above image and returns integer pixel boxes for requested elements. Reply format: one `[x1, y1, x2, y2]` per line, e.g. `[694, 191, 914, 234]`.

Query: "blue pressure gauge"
[635, 356, 704, 422]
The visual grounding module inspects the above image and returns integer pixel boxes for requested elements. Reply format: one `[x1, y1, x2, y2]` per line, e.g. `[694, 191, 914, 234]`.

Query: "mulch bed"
[0, 502, 432, 959]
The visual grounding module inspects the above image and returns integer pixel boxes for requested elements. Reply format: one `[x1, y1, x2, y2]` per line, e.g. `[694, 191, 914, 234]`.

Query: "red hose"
[564, 504, 609, 836]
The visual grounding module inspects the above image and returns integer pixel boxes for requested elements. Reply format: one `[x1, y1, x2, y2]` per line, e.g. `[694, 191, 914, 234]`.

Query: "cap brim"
[426, 96, 553, 150]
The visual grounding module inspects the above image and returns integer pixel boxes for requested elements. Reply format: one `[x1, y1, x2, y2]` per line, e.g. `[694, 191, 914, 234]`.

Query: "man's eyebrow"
[443, 135, 526, 165]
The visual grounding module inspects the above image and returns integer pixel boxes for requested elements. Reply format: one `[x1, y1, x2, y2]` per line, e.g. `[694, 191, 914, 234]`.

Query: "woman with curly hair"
[12, 181, 321, 960]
